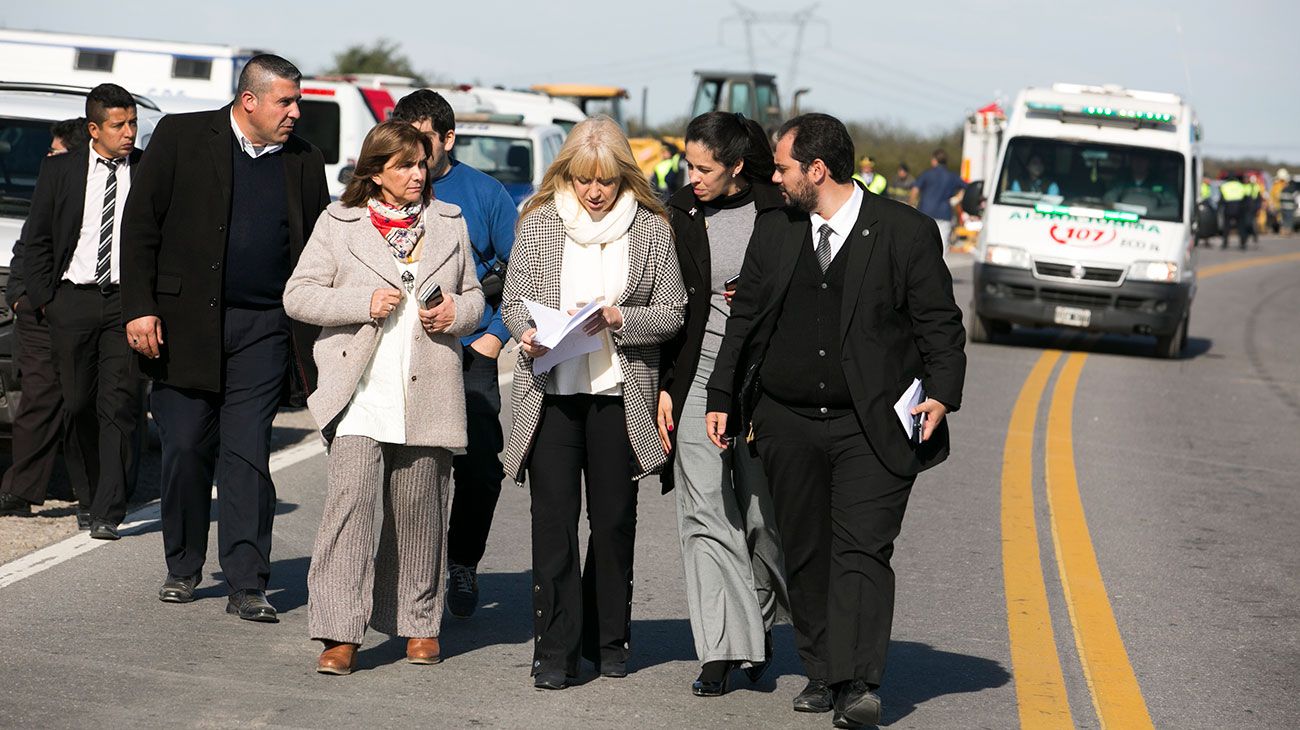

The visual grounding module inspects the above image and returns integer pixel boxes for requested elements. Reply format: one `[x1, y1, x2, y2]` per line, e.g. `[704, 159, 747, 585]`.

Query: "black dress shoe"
[832, 679, 882, 728]
[159, 573, 201, 603]
[533, 670, 567, 690]
[692, 660, 736, 697]
[0, 493, 32, 516]
[744, 630, 774, 683]
[793, 678, 834, 713]
[226, 589, 278, 623]
[89, 521, 120, 540]
[76, 509, 91, 530]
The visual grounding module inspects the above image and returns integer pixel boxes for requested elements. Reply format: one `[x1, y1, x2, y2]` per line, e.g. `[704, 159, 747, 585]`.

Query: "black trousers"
[528, 394, 638, 676]
[752, 397, 914, 688]
[446, 346, 505, 567]
[1, 303, 68, 504]
[151, 307, 289, 592]
[45, 284, 139, 523]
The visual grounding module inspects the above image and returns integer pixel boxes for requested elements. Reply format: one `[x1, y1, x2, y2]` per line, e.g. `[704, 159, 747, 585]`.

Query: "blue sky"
[8, 0, 1297, 159]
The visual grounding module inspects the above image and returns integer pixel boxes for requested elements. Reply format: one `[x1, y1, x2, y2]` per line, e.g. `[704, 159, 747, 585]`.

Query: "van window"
[0, 117, 53, 219]
[454, 135, 533, 185]
[995, 137, 1185, 222]
[172, 56, 213, 80]
[296, 100, 342, 164]
[75, 49, 114, 72]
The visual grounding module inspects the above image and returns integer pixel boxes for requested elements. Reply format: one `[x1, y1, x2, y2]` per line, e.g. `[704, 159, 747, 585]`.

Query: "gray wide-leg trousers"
[308, 435, 452, 644]
[674, 350, 789, 665]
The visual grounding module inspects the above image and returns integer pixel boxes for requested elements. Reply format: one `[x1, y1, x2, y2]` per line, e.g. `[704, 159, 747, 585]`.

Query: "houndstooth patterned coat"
[501, 201, 686, 484]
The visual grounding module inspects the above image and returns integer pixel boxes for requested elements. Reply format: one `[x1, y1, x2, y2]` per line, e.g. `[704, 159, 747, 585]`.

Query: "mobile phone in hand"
[420, 282, 443, 309]
[724, 274, 740, 293]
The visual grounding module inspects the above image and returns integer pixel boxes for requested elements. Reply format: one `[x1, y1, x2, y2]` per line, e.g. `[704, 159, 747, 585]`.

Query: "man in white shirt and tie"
[705, 113, 966, 727]
[23, 83, 143, 540]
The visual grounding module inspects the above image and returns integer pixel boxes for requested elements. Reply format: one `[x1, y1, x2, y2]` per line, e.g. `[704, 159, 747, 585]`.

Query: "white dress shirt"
[230, 110, 283, 158]
[809, 183, 864, 262]
[65, 143, 130, 285]
[333, 259, 418, 445]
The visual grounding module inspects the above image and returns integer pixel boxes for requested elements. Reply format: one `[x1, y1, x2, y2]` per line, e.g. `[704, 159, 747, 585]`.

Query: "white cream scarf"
[551, 188, 635, 395]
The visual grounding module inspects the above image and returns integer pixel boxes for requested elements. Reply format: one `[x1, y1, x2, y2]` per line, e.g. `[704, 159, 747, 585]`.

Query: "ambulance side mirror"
[961, 181, 985, 216]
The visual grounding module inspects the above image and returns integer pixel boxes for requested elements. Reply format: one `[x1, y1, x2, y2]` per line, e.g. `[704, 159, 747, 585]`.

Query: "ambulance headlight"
[984, 244, 1032, 269]
[1128, 260, 1179, 282]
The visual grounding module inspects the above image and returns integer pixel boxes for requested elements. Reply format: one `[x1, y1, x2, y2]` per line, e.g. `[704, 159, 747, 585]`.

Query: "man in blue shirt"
[909, 149, 966, 254]
[393, 90, 516, 618]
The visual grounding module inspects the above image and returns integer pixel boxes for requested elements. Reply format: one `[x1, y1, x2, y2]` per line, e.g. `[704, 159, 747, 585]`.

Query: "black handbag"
[479, 259, 507, 300]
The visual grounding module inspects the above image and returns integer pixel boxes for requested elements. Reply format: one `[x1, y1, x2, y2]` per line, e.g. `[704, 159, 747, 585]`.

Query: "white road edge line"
[0, 438, 326, 589]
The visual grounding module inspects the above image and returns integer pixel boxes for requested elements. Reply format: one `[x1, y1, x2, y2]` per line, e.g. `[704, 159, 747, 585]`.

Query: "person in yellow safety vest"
[1194, 177, 1215, 247]
[1270, 168, 1292, 235]
[853, 155, 889, 195]
[651, 142, 683, 201]
[1244, 173, 1263, 244]
[1218, 175, 1248, 250]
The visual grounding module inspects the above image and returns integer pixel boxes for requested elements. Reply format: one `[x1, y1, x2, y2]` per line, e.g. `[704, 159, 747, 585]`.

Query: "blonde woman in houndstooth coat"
[501, 116, 686, 691]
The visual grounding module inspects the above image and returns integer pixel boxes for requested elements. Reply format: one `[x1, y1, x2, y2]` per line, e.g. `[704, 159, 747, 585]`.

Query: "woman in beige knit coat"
[284, 121, 484, 676]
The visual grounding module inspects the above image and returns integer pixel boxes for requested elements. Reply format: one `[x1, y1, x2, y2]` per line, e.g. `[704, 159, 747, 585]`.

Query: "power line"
[821, 45, 986, 105]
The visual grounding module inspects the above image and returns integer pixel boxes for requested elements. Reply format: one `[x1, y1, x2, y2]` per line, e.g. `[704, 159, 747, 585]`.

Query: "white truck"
[964, 83, 1202, 358]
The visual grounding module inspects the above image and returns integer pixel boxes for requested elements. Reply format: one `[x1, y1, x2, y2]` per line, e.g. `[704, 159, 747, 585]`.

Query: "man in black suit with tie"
[122, 55, 328, 622]
[22, 86, 143, 539]
[706, 113, 966, 728]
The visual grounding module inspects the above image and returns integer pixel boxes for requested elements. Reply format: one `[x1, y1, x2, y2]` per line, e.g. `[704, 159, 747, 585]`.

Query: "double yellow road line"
[1002, 349, 1152, 728]
[1000, 251, 1300, 728]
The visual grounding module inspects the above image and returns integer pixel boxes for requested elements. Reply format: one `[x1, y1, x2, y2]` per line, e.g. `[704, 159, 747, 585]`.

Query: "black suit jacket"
[23, 145, 144, 310]
[121, 105, 330, 394]
[658, 181, 785, 493]
[706, 184, 967, 477]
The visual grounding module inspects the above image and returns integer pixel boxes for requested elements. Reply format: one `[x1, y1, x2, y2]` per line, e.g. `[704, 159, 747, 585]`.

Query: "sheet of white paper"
[523, 299, 606, 374]
[893, 378, 925, 435]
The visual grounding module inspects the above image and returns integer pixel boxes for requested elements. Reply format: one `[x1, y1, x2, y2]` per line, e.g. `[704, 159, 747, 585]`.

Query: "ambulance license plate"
[1054, 306, 1092, 328]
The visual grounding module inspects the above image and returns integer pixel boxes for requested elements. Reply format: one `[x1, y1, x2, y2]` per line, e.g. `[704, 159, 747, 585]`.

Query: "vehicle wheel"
[966, 303, 990, 343]
[1155, 313, 1187, 359]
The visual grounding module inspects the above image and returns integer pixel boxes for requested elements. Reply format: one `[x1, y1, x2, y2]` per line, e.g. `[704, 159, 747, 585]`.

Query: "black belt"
[66, 282, 120, 295]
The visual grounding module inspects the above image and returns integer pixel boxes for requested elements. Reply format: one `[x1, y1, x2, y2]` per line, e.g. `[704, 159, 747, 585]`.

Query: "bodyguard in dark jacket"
[121, 55, 329, 621]
[705, 114, 965, 726]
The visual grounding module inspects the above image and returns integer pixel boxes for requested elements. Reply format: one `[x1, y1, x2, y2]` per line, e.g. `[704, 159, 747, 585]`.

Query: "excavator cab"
[689, 71, 782, 131]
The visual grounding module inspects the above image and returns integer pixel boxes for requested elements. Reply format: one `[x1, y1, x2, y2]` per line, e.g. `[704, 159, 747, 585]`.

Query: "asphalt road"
[0, 237, 1297, 729]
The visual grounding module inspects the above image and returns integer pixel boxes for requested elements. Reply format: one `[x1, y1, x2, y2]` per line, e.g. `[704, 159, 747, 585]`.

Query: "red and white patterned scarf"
[368, 198, 426, 263]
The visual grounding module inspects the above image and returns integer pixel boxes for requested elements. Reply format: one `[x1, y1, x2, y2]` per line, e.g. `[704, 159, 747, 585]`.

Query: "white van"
[452, 116, 567, 210]
[295, 79, 396, 199]
[966, 83, 1202, 358]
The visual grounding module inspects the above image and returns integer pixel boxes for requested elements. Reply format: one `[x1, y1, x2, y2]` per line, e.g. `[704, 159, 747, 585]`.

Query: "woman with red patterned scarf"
[285, 121, 485, 675]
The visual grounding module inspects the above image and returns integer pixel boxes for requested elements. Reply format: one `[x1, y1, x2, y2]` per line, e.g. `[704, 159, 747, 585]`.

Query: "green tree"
[326, 39, 427, 84]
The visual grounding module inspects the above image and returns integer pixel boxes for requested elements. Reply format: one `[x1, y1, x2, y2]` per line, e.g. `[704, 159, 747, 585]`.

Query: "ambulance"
[965, 83, 1202, 358]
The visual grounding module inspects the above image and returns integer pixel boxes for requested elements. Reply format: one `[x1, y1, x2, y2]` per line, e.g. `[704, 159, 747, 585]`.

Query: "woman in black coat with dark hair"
[656, 112, 790, 696]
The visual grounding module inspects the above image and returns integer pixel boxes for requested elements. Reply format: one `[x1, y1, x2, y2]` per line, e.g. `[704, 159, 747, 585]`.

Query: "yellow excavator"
[532, 71, 787, 177]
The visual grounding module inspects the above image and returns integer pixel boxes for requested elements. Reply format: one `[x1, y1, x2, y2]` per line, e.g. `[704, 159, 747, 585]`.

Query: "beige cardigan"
[284, 200, 485, 448]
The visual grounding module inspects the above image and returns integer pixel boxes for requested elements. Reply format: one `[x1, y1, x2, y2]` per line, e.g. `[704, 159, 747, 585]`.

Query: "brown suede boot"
[317, 641, 358, 675]
[406, 637, 441, 665]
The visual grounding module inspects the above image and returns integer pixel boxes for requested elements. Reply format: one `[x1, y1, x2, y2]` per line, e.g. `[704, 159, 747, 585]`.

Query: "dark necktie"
[96, 158, 119, 289]
[815, 223, 833, 273]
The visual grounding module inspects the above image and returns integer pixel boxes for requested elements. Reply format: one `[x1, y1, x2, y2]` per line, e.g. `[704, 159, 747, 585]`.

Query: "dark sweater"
[759, 235, 853, 416]
[225, 144, 289, 308]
